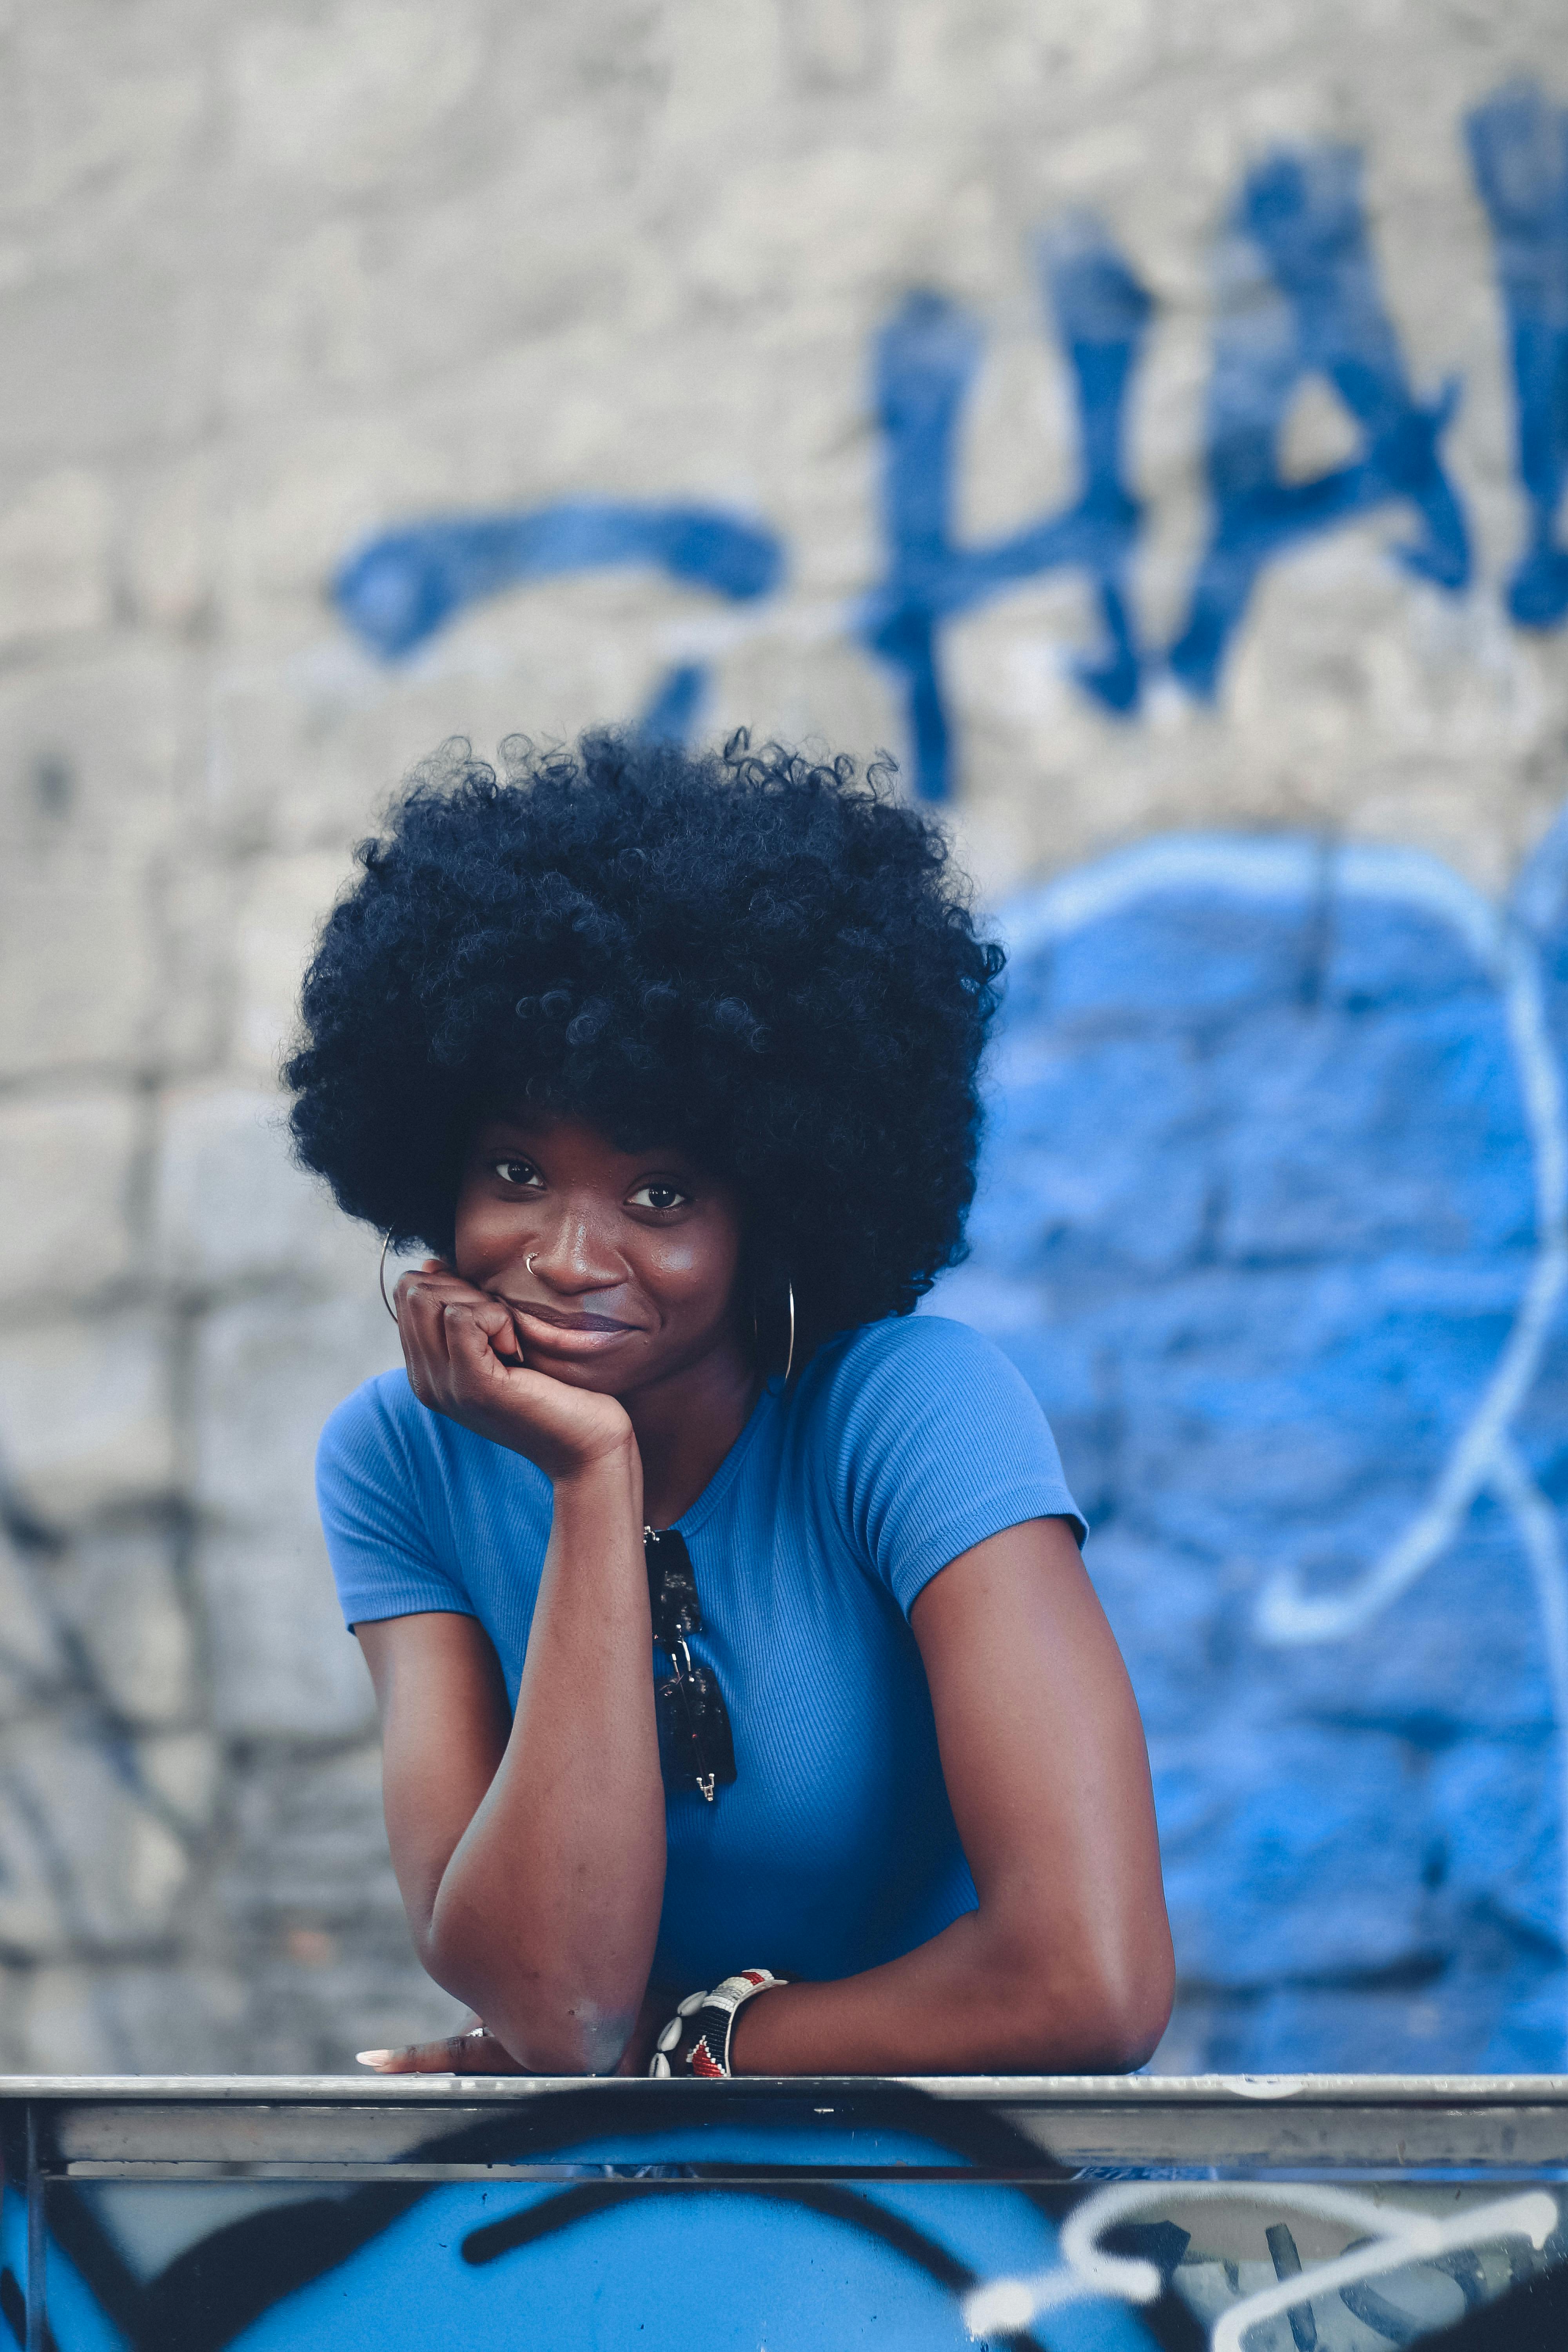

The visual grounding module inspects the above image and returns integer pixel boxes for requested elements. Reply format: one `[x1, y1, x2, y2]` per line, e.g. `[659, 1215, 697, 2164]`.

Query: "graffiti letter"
[1169, 147, 1470, 699]
[332, 499, 785, 739]
[861, 216, 1153, 800]
[1467, 80, 1568, 631]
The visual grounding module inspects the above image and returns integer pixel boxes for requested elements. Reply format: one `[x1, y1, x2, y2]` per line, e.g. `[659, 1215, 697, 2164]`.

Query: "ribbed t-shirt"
[317, 1313, 1085, 1990]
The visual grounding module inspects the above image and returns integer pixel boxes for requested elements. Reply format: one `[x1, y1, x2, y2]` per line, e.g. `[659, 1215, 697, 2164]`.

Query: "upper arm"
[911, 1518, 1173, 2060]
[825, 1319, 1087, 1613]
[356, 1612, 514, 1953]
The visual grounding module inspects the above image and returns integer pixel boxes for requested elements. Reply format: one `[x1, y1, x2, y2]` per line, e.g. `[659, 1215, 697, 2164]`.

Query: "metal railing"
[4, 2072, 1566, 2348]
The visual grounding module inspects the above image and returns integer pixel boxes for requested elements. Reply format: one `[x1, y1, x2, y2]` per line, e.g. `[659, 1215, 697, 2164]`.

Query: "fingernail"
[356, 2050, 393, 2067]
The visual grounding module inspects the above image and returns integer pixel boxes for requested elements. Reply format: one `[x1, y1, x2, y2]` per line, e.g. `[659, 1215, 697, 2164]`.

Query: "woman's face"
[452, 1109, 748, 1397]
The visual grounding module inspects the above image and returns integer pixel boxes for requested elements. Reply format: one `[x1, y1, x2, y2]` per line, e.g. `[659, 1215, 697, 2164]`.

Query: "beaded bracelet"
[648, 1969, 786, 2077]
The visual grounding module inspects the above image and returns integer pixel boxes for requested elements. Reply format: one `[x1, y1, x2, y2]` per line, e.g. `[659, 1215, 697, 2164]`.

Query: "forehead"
[471, 1107, 693, 1171]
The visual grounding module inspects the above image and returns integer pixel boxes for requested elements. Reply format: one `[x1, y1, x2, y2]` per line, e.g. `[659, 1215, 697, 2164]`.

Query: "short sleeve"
[821, 1316, 1087, 1618]
[316, 1373, 477, 1630]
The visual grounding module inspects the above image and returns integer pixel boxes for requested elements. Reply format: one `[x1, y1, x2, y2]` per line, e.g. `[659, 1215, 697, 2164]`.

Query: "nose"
[524, 1198, 625, 1298]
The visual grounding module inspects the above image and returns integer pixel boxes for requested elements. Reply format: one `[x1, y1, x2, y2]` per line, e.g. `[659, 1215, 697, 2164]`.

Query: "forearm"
[729, 1902, 1171, 2077]
[726, 1519, 1174, 2079]
[425, 1448, 666, 2071]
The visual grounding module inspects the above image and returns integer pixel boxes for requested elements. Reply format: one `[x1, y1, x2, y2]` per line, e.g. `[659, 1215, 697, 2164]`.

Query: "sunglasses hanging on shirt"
[644, 1527, 737, 1803]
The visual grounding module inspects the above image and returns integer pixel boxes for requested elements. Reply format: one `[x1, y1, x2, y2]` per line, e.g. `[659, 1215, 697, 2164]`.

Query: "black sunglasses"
[644, 1527, 737, 1803]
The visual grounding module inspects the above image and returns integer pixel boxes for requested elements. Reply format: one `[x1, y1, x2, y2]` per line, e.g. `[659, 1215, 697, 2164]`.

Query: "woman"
[291, 730, 1172, 2079]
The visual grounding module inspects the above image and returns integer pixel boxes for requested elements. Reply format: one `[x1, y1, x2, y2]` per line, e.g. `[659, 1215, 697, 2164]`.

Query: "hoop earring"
[378, 1232, 398, 1325]
[750, 1277, 796, 1381]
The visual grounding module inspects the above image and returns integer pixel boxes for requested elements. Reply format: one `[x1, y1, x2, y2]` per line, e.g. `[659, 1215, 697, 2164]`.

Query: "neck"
[624, 1333, 761, 1529]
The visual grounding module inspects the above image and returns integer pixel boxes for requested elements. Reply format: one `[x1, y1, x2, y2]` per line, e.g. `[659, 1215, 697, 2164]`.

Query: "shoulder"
[791, 1312, 1057, 1485]
[316, 1371, 496, 1627]
[317, 1368, 552, 1521]
[803, 1312, 1044, 1419]
[316, 1367, 487, 1513]
[791, 1314, 1085, 1599]
[318, 1366, 430, 1478]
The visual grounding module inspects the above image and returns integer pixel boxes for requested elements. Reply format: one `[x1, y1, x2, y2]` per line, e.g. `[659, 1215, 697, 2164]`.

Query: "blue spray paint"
[1169, 146, 1471, 699]
[859, 215, 1153, 800]
[1467, 82, 1568, 631]
[638, 659, 708, 742]
[326, 85, 1561, 784]
[332, 498, 784, 742]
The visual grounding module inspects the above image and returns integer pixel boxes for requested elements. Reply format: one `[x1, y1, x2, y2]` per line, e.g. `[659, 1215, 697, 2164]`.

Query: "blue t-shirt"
[317, 1314, 1084, 1990]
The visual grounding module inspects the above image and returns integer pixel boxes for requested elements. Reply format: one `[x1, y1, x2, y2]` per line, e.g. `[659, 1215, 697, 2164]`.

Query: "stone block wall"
[0, 0, 1565, 2070]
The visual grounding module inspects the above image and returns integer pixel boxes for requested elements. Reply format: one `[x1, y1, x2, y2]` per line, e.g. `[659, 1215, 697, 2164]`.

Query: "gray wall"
[1, 0, 1564, 2070]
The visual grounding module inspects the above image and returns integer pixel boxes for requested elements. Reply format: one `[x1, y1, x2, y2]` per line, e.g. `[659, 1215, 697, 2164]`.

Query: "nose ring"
[526, 1252, 537, 1275]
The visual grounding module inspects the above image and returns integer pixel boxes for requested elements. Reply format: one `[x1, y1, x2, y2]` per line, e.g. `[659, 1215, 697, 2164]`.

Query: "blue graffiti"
[0, 2105, 1167, 2352]
[328, 82, 1566, 797]
[1169, 146, 1471, 699]
[638, 659, 708, 742]
[1467, 82, 1568, 630]
[334, 501, 783, 657]
[332, 498, 784, 738]
[859, 216, 1153, 800]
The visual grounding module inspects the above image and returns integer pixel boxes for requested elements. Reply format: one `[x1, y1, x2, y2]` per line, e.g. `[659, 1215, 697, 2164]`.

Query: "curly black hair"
[285, 730, 1005, 1356]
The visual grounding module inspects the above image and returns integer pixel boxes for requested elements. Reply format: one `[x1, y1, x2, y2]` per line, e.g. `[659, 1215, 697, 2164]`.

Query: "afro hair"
[284, 730, 1005, 1357]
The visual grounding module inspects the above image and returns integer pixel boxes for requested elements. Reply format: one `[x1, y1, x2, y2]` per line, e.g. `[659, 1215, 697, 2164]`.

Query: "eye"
[628, 1180, 691, 1212]
[492, 1156, 544, 1190]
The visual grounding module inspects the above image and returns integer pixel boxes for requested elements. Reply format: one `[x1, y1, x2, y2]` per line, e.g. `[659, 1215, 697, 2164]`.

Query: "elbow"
[1069, 1922, 1176, 2075]
[1016, 1985, 1172, 2078]
[998, 1914, 1176, 2075]
[496, 2011, 633, 2076]
[422, 1918, 635, 2076]
[1074, 1970, 1174, 2074]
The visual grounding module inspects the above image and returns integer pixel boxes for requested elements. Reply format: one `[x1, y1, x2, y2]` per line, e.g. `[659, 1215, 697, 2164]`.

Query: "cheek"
[646, 1224, 741, 1308]
[452, 1184, 522, 1272]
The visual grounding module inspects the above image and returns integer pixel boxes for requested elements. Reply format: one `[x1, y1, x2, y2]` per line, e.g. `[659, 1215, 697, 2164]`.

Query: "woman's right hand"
[356, 1985, 677, 2076]
[394, 1261, 635, 1482]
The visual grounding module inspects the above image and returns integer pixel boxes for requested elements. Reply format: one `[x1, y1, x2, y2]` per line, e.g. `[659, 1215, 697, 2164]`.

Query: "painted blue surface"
[3, 2123, 1167, 2352]
[1467, 82, 1568, 630]
[220, 2180, 1130, 2352]
[1168, 146, 1470, 698]
[858, 216, 1152, 799]
[14, 2143, 1567, 2349]
[935, 816, 1568, 2069]
[2, 2183, 127, 2352]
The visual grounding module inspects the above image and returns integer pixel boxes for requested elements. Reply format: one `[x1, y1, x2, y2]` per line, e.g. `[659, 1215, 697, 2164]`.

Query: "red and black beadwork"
[648, 1969, 786, 2078]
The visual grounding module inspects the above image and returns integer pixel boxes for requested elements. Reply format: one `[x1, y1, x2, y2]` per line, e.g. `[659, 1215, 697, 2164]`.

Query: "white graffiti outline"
[961, 2177, 1558, 2345]
[1256, 893, 1568, 1647]
[1000, 835, 1567, 1644]
[999, 830, 1568, 2016]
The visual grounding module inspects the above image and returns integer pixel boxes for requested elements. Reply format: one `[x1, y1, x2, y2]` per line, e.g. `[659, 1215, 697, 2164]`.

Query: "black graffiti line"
[41, 2175, 428, 2352]
[462, 2176, 1059, 2347]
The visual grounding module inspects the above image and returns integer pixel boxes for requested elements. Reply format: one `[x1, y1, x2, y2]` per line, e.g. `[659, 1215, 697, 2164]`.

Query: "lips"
[501, 1298, 637, 1334]
[500, 1298, 642, 1352]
